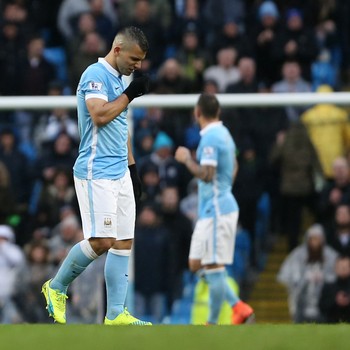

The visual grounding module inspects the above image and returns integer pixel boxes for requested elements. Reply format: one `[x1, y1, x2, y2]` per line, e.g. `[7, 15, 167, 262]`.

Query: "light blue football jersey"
[73, 58, 129, 180]
[196, 121, 239, 219]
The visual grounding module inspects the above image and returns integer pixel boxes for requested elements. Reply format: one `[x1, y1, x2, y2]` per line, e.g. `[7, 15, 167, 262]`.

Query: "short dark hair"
[119, 26, 149, 53]
[197, 93, 220, 119]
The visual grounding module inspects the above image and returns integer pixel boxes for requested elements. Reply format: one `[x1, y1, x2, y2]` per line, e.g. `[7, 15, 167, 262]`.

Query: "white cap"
[306, 223, 325, 241]
[0, 225, 15, 242]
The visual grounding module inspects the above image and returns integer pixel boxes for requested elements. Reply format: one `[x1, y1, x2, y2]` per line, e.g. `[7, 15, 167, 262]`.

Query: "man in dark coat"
[319, 256, 350, 323]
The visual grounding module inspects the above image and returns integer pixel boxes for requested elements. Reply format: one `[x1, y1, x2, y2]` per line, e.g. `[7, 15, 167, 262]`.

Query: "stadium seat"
[43, 47, 68, 83]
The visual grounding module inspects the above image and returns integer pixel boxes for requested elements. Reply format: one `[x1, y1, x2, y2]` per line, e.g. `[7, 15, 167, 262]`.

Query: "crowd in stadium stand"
[2, 0, 350, 324]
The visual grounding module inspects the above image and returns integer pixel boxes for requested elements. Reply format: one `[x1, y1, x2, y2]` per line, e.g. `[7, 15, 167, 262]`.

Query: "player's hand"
[123, 76, 149, 102]
[128, 164, 142, 202]
[175, 146, 191, 164]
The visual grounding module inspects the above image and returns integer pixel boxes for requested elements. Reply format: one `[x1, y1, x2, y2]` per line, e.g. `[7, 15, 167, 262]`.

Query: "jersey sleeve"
[199, 135, 218, 167]
[80, 66, 109, 102]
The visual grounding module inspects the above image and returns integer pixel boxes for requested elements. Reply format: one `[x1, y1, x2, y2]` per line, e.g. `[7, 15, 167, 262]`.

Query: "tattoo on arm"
[185, 158, 215, 182]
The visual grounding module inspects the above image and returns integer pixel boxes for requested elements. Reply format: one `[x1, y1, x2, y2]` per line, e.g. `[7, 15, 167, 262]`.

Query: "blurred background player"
[175, 93, 254, 325]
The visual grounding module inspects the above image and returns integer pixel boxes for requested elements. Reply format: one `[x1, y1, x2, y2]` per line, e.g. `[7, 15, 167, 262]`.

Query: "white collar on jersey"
[98, 57, 123, 78]
[200, 121, 223, 136]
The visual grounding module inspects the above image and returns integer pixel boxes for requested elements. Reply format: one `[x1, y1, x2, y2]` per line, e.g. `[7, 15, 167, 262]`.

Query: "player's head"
[195, 93, 220, 124]
[110, 26, 149, 75]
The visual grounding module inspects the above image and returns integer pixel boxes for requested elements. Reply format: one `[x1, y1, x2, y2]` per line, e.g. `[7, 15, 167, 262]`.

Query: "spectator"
[0, 21, 26, 97]
[119, 0, 172, 31]
[57, 0, 116, 42]
[176, 28, 209, 92]
[328, 204, 350, 257]
[151, 60, 193, 144]
[311, 49, 338, 91]
[158, 186, 193, 315]
[134, 128, 155, 163]
[134, 203, 171, 323]
[318, 157, 350, 234]
[277, 223, 338, 323]
[0, 161, 16, 225]
[272, 60, 311, 122]
[13, 34, 56, 149]
[26, 0, 63, 46]
[312, 15, 339, 89]
[66, 12, 97, 58]
[336, 0, 350, 84]
[33, 107, 79, 153]
[69, 31, 107, 91]
[13, 241, 54, 323]
[138, 131, 183, 193]
[0, 225, 25, 323]
[36, 167, 78, 228]
[89, 0, 116, 45]
[269, 121, 323, 251]
[319, 256, 350, 323]
[35, 132, 77, 185]
[209, 19, 253, 60]
[152, 58, 193, 94]
[0, 128, 31, 208]
[233, 137, 265, 266]
[126, 0, 166, 73]
[250, 1, 281, 86]
[170, 0, 206, 47]
[139, 162, 161, 204]
[1, 1, 34, 39]
[224, 57, 259, 150]
[203, 47, 240, 93]
[253, 84, 289, 163]
[202, 79, 219, 94]
[203, 0, 245, 53]
[301, 85, 350, 180]
[18, 35, 56, 95]
[133, 107, 160, 162]
[226, 57, 258, 93]
[275, 0, 336, 28]
[48, 215, 83, 266]
[271, 7, 319, 80]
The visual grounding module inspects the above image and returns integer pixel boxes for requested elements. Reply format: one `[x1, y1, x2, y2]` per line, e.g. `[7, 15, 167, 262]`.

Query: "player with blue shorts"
[175, 93, 254, 325]
[42, 27, 151, 325]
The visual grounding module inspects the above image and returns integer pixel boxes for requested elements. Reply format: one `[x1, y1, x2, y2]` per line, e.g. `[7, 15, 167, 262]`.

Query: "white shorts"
[74, 171, 135, 240]
[189, 211, 239, 265]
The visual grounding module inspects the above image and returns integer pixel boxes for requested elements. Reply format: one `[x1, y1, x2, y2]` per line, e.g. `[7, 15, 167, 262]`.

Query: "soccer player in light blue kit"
[42, 26, 151, 325]
[175, 93, 255, 325]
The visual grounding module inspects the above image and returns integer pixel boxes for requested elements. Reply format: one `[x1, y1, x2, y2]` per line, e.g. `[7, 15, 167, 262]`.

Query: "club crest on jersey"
[89, 81, 102, 90]
[104, 217, 112, 228]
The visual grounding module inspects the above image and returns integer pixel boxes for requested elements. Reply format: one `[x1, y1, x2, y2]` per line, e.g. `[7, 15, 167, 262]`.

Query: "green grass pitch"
[1, 324, 350, 350]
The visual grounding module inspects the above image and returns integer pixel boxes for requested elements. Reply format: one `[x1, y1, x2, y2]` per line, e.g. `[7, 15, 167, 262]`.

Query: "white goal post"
[0, 92, 350, 110]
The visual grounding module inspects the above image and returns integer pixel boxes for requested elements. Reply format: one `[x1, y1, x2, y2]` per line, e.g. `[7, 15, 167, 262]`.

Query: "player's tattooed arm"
[175, 146, 215, 183]
[186, 161, 215, 182]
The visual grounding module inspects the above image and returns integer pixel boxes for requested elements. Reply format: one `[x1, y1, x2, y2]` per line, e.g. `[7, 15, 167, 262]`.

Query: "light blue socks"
[50, 240, 98, 294]
[104, 249, 130, 320]
[205, 268, 241, 324]
[205, 269, 226, 324]
[224, 277, 240, 307]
